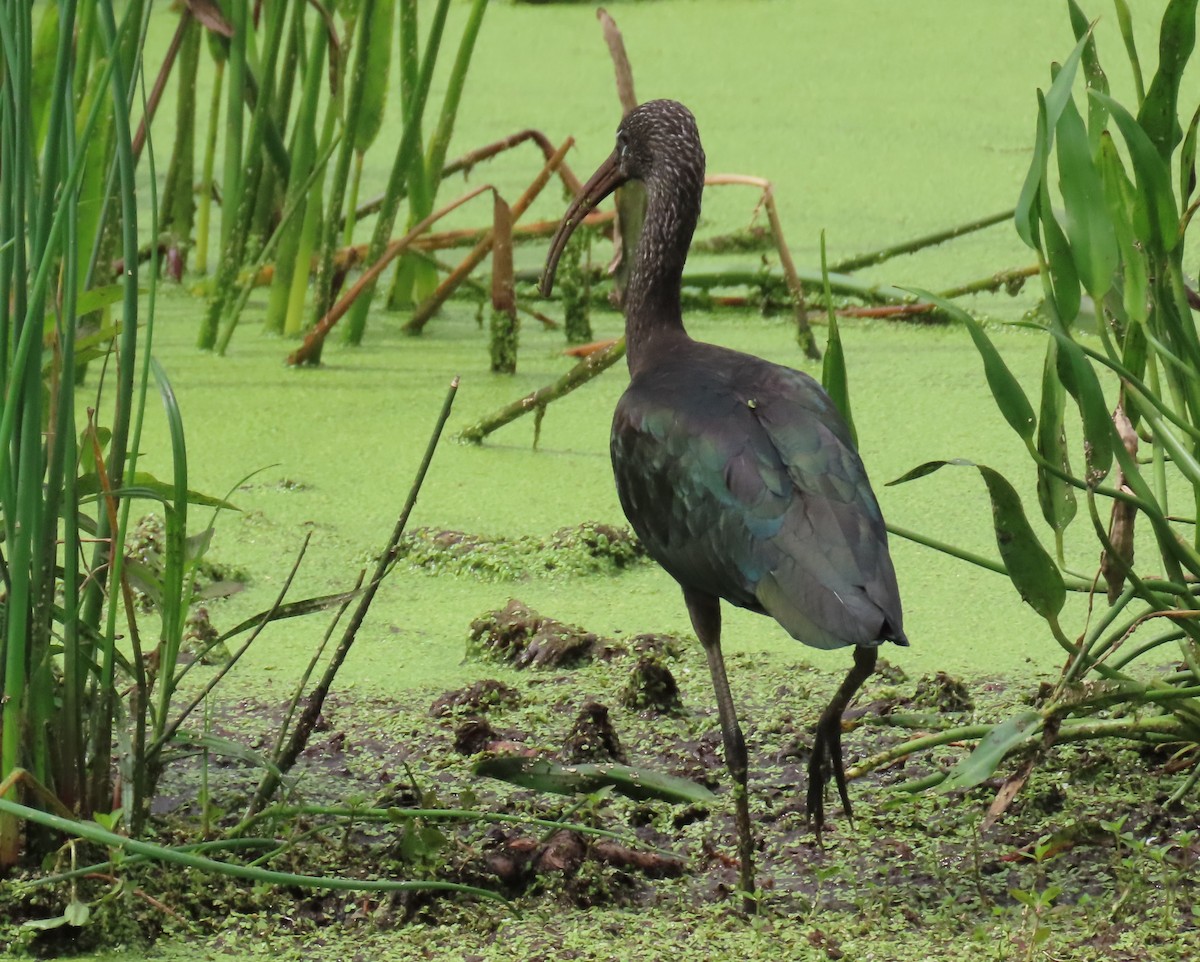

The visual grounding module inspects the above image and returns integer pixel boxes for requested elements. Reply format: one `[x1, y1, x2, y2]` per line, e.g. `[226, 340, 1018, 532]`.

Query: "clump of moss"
[394, 522, 647, 581]
[467, 598, 624, 669]
[620, 633, 687, 714]
[911, 671, 974, 713]
[562, 700, 628, 763]
[430, 679, 522, 717]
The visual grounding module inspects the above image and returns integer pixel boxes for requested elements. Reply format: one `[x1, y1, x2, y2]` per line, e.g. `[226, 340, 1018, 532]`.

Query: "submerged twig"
[828, 209, 1014, 274]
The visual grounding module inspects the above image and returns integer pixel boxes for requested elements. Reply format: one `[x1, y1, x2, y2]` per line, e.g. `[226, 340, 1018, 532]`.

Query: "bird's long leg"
[684, 589, 756, 913]
[806, 645, 878, 836]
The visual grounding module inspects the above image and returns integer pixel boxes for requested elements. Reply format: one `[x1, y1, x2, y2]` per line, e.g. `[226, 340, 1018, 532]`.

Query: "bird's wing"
[611, 354, 904, 651]
[748, 364, 905, 649]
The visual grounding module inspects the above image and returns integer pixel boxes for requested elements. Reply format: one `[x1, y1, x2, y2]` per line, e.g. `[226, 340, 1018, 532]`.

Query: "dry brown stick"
[459, 338, 627, 444]
[411, 209, 613, 252]
[938, 264, 1039, 299]
[837, 303, 937, 319]
[286, 184, 492, 365]
[345, 129, 584, 226]
[598, 8, 638, 112]
[132, 10, 191, 161]
[403, 138, 574, 334]
[705, 174, 820, 360]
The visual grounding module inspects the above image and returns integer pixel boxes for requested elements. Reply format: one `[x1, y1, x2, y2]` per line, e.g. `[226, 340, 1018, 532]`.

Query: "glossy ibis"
[540, 100, 906, 907]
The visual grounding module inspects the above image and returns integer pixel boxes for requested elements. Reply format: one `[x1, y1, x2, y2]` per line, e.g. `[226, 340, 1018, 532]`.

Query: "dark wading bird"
[540, 100, 907, 907]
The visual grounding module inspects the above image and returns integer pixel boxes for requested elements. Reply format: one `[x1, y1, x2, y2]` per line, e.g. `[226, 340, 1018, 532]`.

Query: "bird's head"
[540, 99, 705, 297]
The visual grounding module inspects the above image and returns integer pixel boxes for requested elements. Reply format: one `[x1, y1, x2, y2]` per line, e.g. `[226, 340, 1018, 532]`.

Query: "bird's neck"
[623, 178, 700, 374]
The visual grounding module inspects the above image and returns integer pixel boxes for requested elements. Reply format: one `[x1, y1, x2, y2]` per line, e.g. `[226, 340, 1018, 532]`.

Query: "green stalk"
[160, 14, 200, 260]
[0, 798, 504, 902]
[339, 0, 450, 347]
[194, 59, 224, 275]
[212, 0, 289, 348]
[265, 14, 329, 334]
[380, 0, 484, 325]
[219, 0, 246, 253]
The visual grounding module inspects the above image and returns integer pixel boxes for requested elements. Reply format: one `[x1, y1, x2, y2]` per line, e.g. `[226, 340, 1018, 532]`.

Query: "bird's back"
[610, 340, 906, 651]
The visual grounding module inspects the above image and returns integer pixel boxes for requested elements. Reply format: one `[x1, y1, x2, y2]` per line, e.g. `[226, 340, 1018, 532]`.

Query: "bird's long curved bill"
[540, 149, 624, 297]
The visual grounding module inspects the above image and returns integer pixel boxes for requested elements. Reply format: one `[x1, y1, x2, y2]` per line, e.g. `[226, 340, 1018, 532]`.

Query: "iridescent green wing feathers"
[611, 348, 905, 651]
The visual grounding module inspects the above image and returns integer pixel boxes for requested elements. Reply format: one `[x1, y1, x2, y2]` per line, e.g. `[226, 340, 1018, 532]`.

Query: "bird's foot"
[805, 714, 854, 841]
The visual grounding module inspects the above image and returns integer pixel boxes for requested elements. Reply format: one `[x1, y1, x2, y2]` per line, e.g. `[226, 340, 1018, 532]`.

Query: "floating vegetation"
[394, 521, 647, 581]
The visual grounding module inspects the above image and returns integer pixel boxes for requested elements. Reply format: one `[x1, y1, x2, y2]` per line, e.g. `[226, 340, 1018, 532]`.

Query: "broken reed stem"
[597, 7, 638, 113]
[404, 138, 574, 334]
[344, 128, 584, 228]
[460, 338, 626, 443]
[705, 174, 819, 360]
[286, 185, 492, 365]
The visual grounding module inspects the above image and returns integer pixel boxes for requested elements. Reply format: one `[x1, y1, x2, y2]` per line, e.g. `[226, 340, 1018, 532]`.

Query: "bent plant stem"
[287, 185, 492, 365]
[848, 709, 1187, 784]
[244, 378, 459, 816]
[0, 798, 502, 901]
[705, 174, 819, 360]
[459, 337, 627, 444]
[404, 138, 574, 334]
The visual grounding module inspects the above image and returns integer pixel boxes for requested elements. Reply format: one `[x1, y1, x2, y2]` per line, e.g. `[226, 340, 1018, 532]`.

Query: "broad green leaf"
[1136, 0, 1199, 161]
[1016, 92, 1050, 249]
[351, 0, 396, 154]
[937, 710, 1042, 793]
[1050, 331, 1114, 485]
[887, 458, 975, 487]
[1066, 0, 1109, 152]
[64, 899, 90, 927]
[1015, 35, 1091, 247]
[908, 290, 1036, 441]
[1097, 133, 1149, 324]
[1056, 97, 1117, 301]
[474, 757, 715, 805]
[1093, 91, 1179, 252]
[1036, 340, 1077, 553]
[885, 460, 1066, 620]
[976, 466, 1067, 619]
[1111, 0, 1145, 106]
[1038, 178, 1081, 325]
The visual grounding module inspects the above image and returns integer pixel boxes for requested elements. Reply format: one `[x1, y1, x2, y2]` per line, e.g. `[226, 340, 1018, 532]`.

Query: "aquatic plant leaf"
[1066, 0, 1109, 152]
[1136, 0, 1199, 161]
[937, 710, 1042, 794]
[1111, 0, 1145, 106]
[475, 756, 714, 804]
[1093, 91, 1179, 252]
[1048, 329, 1113, 485]
[1015, 31, 1090, 247]
[1097, 132, 1150, 325]
[906, 290, 1035, 441]
[1181, 102, 1200, 206]
[75, 472, 237, 510]
[1035, 339, 1077, 549]
[889, 459, 1065, 620]
[1055, 97, 1117, 301]
[1038, 176, 1081, 325]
